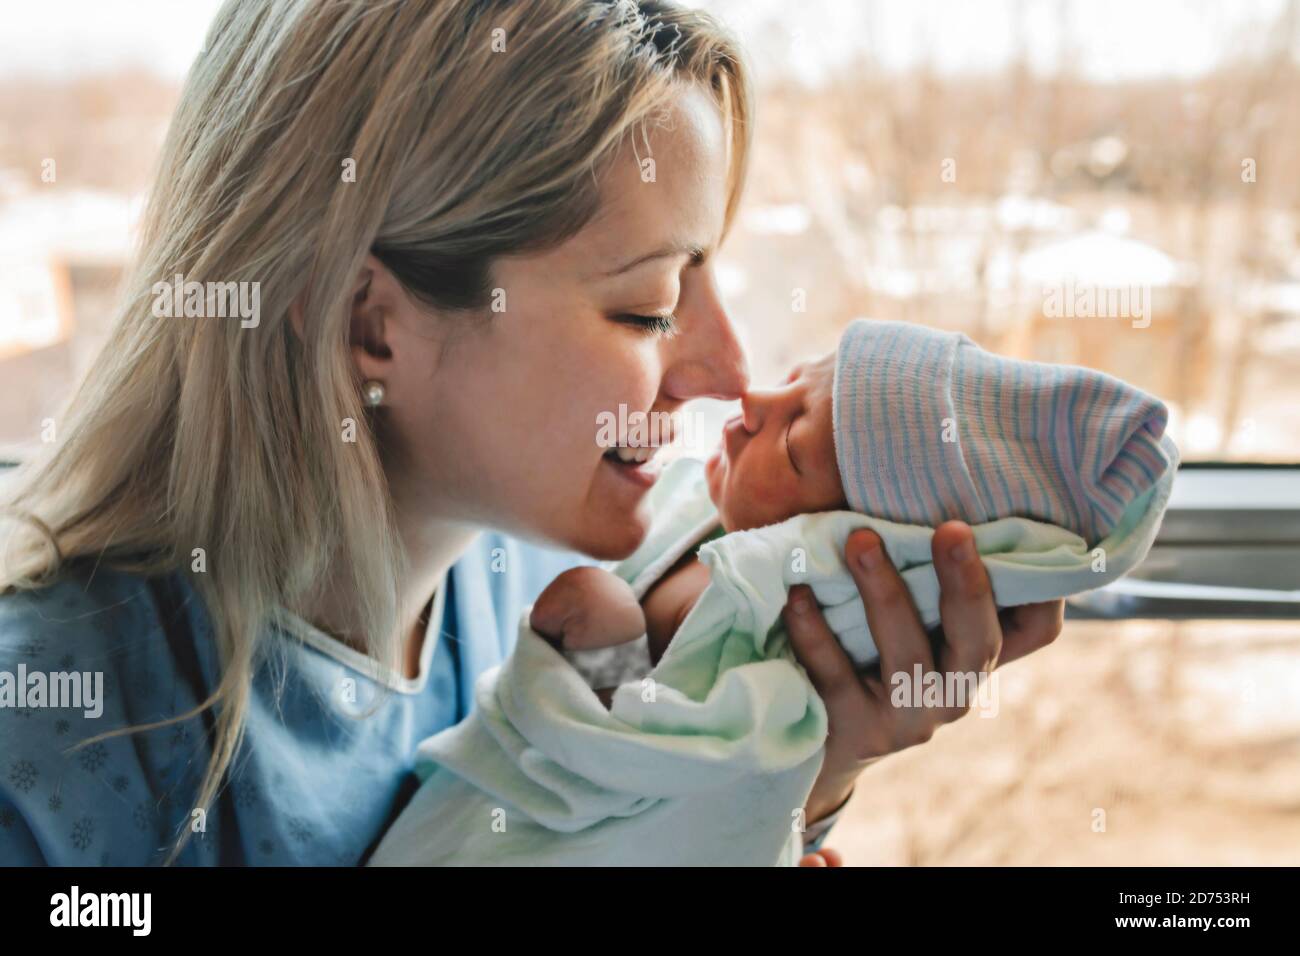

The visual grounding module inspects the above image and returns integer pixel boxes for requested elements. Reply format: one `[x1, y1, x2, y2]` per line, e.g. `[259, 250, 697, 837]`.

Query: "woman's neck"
[392, 515, 482, 678]
[297, 483, 481, 680]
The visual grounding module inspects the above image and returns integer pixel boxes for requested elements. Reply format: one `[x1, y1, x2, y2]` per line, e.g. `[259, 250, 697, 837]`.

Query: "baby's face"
[704, 350, 847, 532]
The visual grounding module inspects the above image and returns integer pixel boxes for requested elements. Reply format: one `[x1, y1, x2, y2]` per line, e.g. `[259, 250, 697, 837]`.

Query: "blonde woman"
[0, 0, 1062, 866]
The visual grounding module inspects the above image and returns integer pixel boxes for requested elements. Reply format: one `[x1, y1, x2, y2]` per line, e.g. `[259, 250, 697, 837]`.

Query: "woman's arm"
[783, 520, 1065, 824]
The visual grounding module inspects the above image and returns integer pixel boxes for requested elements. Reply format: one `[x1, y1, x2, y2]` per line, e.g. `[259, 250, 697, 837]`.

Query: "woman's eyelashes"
[615, 312, 679, 337]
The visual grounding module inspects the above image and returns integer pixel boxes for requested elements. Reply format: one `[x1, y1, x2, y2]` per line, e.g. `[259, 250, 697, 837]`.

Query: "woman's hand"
[782, 521, 1065, 824]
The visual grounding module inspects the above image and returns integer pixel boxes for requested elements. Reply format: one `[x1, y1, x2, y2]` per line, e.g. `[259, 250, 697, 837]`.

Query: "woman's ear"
[286, 257, 386, 345]
[346, 256, 394, 386]
[286, 255, 397, 381]
[288, 254, 442, 406]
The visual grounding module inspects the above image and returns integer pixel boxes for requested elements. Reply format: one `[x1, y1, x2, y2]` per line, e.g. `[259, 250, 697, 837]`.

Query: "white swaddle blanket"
[370, 440, 1178, 867]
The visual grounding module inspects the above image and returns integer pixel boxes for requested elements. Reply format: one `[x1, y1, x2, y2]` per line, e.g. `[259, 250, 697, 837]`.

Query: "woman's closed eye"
[615, 313, 678, 337]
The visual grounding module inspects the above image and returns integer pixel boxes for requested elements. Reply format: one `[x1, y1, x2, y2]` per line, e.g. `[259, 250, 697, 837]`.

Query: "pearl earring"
[362, 380, 386, 407]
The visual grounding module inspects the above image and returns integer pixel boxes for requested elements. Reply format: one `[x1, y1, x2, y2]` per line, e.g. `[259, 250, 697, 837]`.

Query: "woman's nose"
[659, 267, 749, 402]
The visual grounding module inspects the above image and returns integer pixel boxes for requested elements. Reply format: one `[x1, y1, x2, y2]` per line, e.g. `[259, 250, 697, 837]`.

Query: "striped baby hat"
[831, 319, 1175, 544]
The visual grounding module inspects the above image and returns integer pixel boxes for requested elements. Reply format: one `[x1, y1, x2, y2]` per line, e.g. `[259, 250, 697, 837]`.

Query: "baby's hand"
[530, 567, 647, 651]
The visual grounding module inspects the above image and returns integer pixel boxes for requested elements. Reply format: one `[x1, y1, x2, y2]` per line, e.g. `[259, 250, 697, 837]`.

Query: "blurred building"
[0, 178, 137, 452]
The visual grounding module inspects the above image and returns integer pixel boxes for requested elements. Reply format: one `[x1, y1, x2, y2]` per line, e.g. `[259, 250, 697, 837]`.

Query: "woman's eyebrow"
[601, 240, 706, 277]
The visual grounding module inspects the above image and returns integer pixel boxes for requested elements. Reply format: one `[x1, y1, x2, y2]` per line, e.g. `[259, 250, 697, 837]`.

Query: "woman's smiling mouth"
[601, 444, 665, 488]
[597, 404, 678, 484]
[605, 444, 662, 465]
[600, 409, 676, 488]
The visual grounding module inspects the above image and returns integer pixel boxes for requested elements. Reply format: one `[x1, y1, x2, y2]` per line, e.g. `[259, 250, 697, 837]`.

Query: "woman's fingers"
[783, 584, 905, 774]
[931, 521, 1003, 676]
[844, 529, 934, 679]
[783, 585, 892, 815]
[997, 599, 1065, 665]
[788, 527, 1062, 814]
[782, 585, 870, 724]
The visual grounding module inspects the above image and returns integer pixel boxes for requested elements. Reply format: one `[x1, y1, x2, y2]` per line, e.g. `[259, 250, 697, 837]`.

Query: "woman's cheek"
[591, 353, 662, 439]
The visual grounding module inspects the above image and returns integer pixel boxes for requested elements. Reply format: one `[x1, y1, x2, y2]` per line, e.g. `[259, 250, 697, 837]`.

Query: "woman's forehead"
[575, 88, 729, 278]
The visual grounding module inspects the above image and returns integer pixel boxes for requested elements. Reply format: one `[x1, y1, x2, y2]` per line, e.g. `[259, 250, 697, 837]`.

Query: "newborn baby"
[532, 317, 1174, 689]
[368, 318, 1177, 867]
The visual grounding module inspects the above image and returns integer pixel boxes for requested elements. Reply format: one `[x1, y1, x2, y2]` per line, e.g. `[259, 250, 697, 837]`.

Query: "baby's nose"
[740, 389, 775, 433]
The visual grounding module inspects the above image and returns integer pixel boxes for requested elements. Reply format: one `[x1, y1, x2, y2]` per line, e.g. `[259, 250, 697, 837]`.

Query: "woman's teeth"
[607, 444, 661, 465]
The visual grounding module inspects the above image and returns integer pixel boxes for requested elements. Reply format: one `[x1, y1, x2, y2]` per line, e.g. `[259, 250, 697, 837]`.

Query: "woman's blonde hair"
[0, 0, 751, 861]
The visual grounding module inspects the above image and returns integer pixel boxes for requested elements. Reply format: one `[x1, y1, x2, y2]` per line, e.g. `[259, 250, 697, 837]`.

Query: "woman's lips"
[597, 406, 678, 490]
[601, 450, 663, 489]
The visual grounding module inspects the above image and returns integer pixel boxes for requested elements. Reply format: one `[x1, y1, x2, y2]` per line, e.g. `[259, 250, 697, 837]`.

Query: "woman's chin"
[569, 500, 653, 562]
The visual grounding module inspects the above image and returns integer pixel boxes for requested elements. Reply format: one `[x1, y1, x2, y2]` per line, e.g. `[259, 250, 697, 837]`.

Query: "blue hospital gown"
[0, 533, 590, 865]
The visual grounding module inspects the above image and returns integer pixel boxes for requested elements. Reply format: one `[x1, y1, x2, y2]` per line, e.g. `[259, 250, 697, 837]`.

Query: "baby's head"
[707, 319, 1174, 543]
[704, 350, 846, 532]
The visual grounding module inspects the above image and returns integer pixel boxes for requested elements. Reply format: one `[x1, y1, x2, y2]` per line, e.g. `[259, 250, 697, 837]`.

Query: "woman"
[0, 0, 1061, 865]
